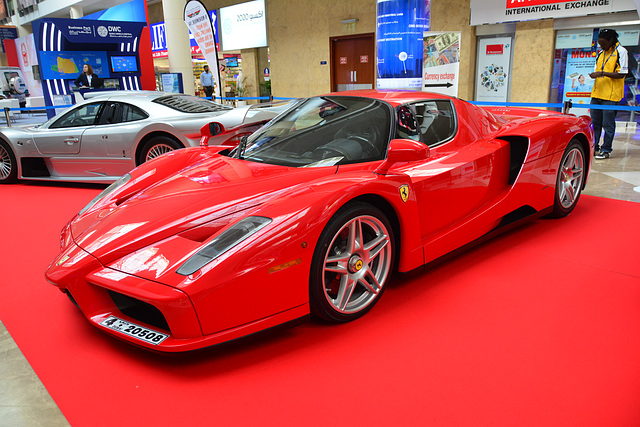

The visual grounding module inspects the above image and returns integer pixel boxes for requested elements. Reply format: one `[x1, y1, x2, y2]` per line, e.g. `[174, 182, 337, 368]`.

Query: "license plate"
[100, 315, 169, 345]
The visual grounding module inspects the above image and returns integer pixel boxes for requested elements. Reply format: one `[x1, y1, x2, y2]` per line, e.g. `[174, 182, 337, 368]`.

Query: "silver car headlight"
[176, 216, 272, 276]
[79, 174, 131, 215]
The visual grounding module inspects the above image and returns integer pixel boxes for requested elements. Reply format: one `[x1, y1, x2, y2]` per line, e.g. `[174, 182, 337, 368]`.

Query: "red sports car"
[46, 90, 593, 352]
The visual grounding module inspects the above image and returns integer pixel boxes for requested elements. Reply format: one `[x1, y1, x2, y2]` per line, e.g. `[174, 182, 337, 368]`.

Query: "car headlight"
[176, 216, 271, 276]
[79, 174, 131, 215]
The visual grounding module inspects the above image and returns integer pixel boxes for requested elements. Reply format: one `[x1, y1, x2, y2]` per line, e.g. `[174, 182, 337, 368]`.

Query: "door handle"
[350, 71, 354, 82]
[64, 138, 79, 145]
[354, 71, 357, 82]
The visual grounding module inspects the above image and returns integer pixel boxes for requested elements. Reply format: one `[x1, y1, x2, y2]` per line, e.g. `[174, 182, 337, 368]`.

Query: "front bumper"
[46, 242, 308, 352]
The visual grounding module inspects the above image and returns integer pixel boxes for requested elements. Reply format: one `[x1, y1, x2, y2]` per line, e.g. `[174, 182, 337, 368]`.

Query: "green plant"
[236, 76, 251, 97]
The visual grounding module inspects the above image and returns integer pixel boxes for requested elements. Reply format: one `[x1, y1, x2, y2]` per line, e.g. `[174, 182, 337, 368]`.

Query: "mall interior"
[1, 0, 640, 425]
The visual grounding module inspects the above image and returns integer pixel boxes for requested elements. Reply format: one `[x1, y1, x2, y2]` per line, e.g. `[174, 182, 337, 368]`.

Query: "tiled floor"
[1, 127, 639, 427]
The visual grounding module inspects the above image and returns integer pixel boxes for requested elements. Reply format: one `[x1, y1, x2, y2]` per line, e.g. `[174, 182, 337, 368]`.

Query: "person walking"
[200, 65, 214, 99]
[589, 29, 628, 159]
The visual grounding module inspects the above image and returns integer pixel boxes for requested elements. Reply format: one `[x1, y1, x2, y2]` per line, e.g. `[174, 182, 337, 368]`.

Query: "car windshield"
[233, 96, 392, 167]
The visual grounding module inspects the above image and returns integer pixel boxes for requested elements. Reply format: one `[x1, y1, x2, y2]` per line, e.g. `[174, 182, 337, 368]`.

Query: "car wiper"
[236, 135, 249, 159]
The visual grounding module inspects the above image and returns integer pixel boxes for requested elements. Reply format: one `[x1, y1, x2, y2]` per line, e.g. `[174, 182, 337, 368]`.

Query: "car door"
[394, 101, 510, 256]
[32, 102, 105, 155]
[81, 101, 149, 158]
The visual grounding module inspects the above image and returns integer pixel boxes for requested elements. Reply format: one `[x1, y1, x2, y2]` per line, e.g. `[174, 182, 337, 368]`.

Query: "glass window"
[550, 26, 640, 123]
[50, 102, 104, 128]
[236, 96, 392, 167]
[98, 102, 148, 125]
[395, 100, 456, 146]
[413, 100, 456, 146]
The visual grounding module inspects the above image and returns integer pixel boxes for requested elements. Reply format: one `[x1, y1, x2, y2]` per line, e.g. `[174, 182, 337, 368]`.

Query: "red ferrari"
[46, 90, 593, 351]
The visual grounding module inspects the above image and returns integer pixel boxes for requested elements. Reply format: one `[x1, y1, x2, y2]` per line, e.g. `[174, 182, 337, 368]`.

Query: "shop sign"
[471, 0, 636, 26]
[340, 57, 348, 64]
[485, 44, 504, 55]
[555, 29, 593, 50]
[618, 29, 640, 46]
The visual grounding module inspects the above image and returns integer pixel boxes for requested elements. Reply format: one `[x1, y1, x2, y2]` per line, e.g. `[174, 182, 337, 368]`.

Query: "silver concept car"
[0, 91, 283, 184]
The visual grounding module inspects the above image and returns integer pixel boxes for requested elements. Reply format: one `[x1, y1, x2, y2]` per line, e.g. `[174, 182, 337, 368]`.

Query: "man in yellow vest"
[589, 29, 628, 159]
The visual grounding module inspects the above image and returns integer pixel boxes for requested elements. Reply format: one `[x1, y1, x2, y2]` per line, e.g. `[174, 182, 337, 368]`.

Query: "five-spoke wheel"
[553, 139, 585, 217]
[310, 202, 394, 322]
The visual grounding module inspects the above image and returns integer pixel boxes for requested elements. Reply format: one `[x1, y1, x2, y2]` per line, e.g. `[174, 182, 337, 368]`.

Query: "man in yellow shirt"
[589, 29, 628, 159]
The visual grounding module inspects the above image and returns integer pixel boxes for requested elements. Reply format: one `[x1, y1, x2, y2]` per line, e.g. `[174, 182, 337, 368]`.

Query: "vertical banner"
[563, 49, 596, 113]
[376, 0, 430, 89]
[475, 37, 512, 103]
[14, 34, 43, 96]
[184, 0, 222, 98]
[422, 32, 460, 96]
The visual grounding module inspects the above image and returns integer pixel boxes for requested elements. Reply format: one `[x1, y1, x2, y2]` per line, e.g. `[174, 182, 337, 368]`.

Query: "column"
[162, 0, 195, 95]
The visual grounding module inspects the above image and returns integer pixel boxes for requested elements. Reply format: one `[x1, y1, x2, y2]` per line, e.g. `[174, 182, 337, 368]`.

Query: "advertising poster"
[0, 26, 17, 53]
[184, 0, 222, 97]
[563, 49, 596, 112]
[14, 34, 43, 96]
[376, 0, 430, 89]
[475, 37, 512, 103]
[422, 31, 460, 97]
[39, 51, 109, 80]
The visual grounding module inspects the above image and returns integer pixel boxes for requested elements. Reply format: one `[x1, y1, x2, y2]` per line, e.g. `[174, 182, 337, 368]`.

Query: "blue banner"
[377, 0, 430, 89]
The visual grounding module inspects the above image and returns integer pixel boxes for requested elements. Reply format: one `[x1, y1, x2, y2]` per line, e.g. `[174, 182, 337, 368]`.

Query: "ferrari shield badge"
[399, 184, 409, 203]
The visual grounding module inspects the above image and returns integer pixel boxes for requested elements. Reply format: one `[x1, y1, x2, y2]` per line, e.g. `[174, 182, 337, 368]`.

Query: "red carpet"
[1, 183, 639, 426]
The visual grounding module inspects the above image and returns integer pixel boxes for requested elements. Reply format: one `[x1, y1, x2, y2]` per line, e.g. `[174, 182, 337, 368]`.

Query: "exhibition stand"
[31, 17, 147, 118]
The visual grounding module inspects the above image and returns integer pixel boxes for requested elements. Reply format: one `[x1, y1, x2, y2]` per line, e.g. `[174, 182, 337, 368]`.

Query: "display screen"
[219, 0, 267, 51]
[226, 57, 238, 67]
[110, 56, 138, 73]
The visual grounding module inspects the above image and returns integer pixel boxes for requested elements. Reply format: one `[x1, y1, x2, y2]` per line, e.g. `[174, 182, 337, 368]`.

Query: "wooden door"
[331, 34, 374, 92]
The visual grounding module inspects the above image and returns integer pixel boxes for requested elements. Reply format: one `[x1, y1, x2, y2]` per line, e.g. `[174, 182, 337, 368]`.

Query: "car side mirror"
[200, 122, 226, 146]
[375, 138, 429, 174]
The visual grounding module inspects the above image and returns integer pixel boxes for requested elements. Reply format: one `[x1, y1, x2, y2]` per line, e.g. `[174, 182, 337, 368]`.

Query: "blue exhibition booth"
[32, 18, 146, 118]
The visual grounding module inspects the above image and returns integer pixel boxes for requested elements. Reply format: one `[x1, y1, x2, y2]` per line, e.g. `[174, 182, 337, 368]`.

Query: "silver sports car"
[0, 91, 284, 184]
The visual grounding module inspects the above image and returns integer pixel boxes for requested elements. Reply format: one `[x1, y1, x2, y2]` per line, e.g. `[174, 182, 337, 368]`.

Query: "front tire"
[138, 136, 182, 165]
[310, 202, 394, 323]
[552, 139, 585, 218]
[0, 140, 17, 184]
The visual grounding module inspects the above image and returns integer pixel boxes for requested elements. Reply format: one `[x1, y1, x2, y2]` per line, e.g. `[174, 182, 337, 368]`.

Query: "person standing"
[74, 64, 103, 89]
[589, 29, 628, 159]
[200, 65, 214, 99]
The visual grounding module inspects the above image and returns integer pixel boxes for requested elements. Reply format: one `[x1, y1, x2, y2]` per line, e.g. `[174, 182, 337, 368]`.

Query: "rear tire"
[309, 202, 394, 323]
[138, 136, 182, 165]
[552, 139, 585, 218]
[0, 140, 17, 184]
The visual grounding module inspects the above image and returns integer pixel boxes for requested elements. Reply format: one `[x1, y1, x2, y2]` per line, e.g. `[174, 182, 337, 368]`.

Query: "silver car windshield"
[235, 96, 392, 167]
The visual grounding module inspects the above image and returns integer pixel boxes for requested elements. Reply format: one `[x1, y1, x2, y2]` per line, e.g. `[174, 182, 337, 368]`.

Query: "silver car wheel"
[0, 143, 13, 180]
[322, 214, 392, 314]
[145, 143, 176, 162]
[558, 146, 584, 209]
